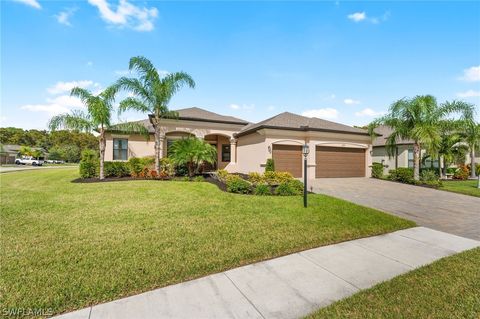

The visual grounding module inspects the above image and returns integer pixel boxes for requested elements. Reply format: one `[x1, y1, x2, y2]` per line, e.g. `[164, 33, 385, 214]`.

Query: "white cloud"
[459, 66, 480, 82]
[457, 90, 480, 98]
[347, 12, 366, 22]
[20, 95, 84, 115]
[55, 8, 76, 26]
[355, 108, 385, 117]
[12, 0, 41, 9]
[344, 98, 361, 105]
[302, 108, 339, 120]
[86, 61, 94, 67]
[47, 80, 95, 95]
[88, 0, 158, 32]
[348, 11, 389, 24]
[229, 103, 255, 111]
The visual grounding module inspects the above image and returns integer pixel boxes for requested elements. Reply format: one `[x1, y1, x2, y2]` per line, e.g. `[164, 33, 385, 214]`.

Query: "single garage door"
[316, 146, 365, 178]
[272, 144, 302, 178]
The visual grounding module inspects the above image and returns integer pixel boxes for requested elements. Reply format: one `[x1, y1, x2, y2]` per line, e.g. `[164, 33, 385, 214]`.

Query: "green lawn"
[0, 168, 414, 317]
[441, 180, 480, 197]
[308, 247, 480, 319]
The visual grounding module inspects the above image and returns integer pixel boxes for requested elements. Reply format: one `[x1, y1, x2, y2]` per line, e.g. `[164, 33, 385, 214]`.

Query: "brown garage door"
[272, 145, 302, 178]
[316, 146, 365, 178]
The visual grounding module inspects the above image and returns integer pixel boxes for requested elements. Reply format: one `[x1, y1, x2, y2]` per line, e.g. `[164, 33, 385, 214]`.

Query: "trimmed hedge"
[388, 168, 414, 184]
[371, 162, 384, 179]
[104, 161, 130, 178]
[226, 175, 251, 194]
[79, 150, 99, 178]
[265, 158, 275, 172]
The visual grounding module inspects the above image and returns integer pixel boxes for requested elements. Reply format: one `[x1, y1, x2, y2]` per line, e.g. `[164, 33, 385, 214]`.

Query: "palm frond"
[118, 97, 150, 114]
[108, 121, 151, 140]
[48, 110, 93, 132]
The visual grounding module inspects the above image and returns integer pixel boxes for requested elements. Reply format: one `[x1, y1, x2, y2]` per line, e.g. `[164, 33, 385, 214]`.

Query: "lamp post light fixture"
[302, 144, 310, 208]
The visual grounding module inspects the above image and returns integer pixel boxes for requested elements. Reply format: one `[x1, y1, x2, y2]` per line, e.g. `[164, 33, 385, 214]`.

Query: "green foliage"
[216, 169, 229, 181]
[446, 167, 457, 174]
[169, 138, 217, 177]
[466, 163, 480, 175]
[159, 157, 175, 177]
[79, 149, 99, 178]
[226, 175, 251, 194]
[248, 172, 265, 185]
[388, 168, 414, 184]
[265, 158, 275, 172]
[127, 157, 154, 178]
[104, 162, 130, 178]
[275, 182, 297, 196]
[254, 184, 271, 196]
[286, 179, 304, 194]
[264, 171, 294, 185]
[371, 162, 384, 179]
[453, 165, 470, 180]
[193, 176, 204, 182]
[420, 170, 439, 182]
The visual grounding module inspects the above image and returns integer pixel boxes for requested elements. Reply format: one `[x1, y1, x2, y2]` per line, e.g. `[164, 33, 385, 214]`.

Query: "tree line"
[0, 127, 98, 162]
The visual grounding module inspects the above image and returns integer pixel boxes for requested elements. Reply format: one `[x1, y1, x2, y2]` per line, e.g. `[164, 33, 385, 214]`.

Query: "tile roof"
[235, 112, 369, 137]
[173, 107, 249, 125]
[372, 125, 414, 147]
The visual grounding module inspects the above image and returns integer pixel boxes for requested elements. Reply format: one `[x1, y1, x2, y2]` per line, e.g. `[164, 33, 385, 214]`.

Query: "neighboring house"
[0, 144, 47, 165]
[372, 125, 440, 174]
[105, 107, 373, 178]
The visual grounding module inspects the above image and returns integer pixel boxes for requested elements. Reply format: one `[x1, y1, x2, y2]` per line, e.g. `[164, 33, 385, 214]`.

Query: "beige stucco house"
[105, 107, 373, 178]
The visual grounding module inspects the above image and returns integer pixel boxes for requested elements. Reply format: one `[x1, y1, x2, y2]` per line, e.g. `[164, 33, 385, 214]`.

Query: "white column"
[230, 138, 237, 164]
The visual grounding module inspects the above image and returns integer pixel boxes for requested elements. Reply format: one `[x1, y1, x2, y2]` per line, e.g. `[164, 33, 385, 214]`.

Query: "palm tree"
[169, 137, 216, 177]
[461, 120, 480, 178]
[369, 96, 474, 181]
[116, 56, 195, 172]
[49, 86, 147, 179]
[434, 130, 467, 178]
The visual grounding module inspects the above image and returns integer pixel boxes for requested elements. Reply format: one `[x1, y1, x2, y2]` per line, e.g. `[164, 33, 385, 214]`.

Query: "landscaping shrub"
[104, 161, 130, 178]
[453, 165, 469, 180]
[248, 172, 265, 185]
[148, 169, 158, 179]
[446, 167, 457, 175]
[420, 170, 438, 182]
[371, 162, 384, 179]
[128, 157, 154, 178]
[216, 169, 229, 182]
[175, 164, 189, 177]
[388, 168, 414, 184]
[275, 182, 297, 196]
[159, 157, 175, 177]
[286, 179, 304, 194]
[79, 149, 98, 178]
[466, 163, 480, 175]
[264, 171, 294, 185]
[194, 176, 204, 182]
[254, 184, 271, 196]
[226, 175, 251, 194]
[265, 158, 275, 172]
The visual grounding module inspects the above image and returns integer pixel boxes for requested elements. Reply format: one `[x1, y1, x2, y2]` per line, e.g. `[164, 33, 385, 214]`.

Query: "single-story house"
[105, 107, 373, 178]
[0, 144, 47, 164]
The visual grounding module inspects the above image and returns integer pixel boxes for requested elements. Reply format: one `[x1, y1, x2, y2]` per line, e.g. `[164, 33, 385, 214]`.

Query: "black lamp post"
[302, 144, 310, 207]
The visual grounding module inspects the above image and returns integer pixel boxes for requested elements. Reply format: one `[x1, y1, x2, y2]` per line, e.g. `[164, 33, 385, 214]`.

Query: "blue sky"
[1, 0, 479, 130]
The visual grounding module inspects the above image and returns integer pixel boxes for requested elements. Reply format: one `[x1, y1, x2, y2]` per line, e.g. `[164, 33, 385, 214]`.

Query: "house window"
[221, 144, 230, 162]
[408, 149, 414, 168]
[113, 138, 128, 160]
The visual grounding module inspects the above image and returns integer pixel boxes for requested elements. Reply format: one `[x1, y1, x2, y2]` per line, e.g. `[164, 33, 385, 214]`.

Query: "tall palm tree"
[369, 96, 474, 181]
[116, 56, 195, 172]
[461, 120, 480, 178]
[49, 86, 147, 179]
[434, 129, 467, 178]
[169, 137, 217, 177]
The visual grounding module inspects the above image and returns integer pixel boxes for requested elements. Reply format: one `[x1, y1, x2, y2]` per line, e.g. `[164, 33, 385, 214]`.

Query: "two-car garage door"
[315, 146, 365, 178]
[272, 144, 366, 178]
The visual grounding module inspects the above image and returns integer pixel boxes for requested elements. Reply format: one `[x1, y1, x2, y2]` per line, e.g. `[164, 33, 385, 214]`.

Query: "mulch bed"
[71, 176, 171, 183]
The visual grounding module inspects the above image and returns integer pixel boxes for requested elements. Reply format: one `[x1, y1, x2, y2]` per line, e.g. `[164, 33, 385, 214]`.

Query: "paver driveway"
[309, 178, 480, 240]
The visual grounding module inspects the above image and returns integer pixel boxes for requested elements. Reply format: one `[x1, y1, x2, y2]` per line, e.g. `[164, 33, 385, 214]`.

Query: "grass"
[308, 247, 480, 319]
[441, 179, 480, 197]
[0, 168, 414, 317]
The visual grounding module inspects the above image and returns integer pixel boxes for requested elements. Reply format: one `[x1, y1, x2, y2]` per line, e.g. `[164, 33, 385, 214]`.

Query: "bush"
[264, 171, 294, 185]
[275, 182, 297, 196]
[446, 167, 457, 175]
[453, 165, 469, 180]
[194, 176, 204, 182]
[466, 163, 480, 175]
[265, 158, 275, 172]
[216, 169, 229, 182]
[254, 184, 271, 196]
[128, 157, 154, 178]
[371, 162, 384, 179]
[286, 179, 304, 195]
[159, 157, 175, 177]
[248, 172, 265, 185]
[79, 149, 98, 178]
[420, 170, 438, 182]
[104, 161, 130, 178]
[388, 168, 414, 184]
[226, 175, 251, 194]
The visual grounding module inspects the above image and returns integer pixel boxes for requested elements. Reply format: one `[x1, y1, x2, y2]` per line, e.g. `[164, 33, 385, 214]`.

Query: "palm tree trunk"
[99, 127, 106, 180]
[153, 119, 161, 173]
[413, 142, 420, 181]
[471, 146, 477, 178]
[438, 155, 443, 179]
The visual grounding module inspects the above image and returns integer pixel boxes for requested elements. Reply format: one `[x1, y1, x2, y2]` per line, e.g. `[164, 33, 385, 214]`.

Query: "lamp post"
[302, 144, 310, 208]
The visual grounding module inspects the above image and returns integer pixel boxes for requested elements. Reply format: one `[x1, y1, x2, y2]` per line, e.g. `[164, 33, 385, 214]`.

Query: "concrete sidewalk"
[54, 227, 479, 319]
